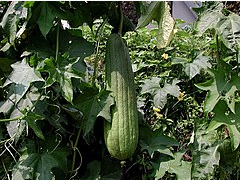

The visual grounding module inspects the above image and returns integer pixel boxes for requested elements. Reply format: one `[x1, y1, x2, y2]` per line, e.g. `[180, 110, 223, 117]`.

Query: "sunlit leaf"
[197, 3, 223, 35]
[140, 77, 161, 95]
[216, 13, 240, 51]
[192, 120, 220, 179]
[173, 54, 211, 79]
[1, 60, 44, 115]
[153, 79, 180, 109]
[184, 54, 211, 79]
[0, 1, 27, 45]
[141, 77, 180, 109]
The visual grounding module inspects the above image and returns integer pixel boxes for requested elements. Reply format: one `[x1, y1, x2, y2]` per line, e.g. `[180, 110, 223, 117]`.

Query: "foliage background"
[1, 1, 240, 180]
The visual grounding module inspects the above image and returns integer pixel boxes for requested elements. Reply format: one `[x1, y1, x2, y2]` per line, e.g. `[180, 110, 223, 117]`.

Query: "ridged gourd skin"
[104, 33, 139, 160]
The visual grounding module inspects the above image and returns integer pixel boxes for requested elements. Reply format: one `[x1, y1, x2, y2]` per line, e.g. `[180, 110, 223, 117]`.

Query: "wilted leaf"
[137, 2, 174, 49]
[157, 2, 175, 49]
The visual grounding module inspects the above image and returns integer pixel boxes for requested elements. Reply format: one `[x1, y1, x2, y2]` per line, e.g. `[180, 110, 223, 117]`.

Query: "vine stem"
[216, 34, 221, 68]
[91, 18, 108, 85]
[236, 49, 239, 73]
[71, 125, 82, 175]
[55, 20, 60, 62]
[1, 159, 10, 180]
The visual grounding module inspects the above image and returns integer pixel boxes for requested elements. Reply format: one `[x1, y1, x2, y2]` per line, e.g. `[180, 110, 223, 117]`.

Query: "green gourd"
[104, 33, 139, 160]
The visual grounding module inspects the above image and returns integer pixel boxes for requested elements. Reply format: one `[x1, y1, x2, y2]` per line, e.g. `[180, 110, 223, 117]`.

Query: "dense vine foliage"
[1, 1, 240, 180]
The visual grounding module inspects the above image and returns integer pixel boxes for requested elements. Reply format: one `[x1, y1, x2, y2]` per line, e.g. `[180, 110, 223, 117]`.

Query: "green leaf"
[216, 13, 240, 51]
[74, 86, 114, 136]
[0, 1, 27, 45]
[184, 54, 211, 79]
[59, 30, 94, 58]
[99, 157, 122, 179]
[0, 57, 15, 74]
[1, 60, 44, 114]
[24, 112, 45, 140]
[141, 77, 180, 109]
[157, 2, 175, 49]
[23, 1, 35, 8]
[37, 2, 61, 38]
[43, 56, 86, 103]
[153, 79, 180, 109]
[195, 61, 240, 113]
[139, 125, 178, 157]
[137, 2, 164, 29]
[3, 85, 45, 142]
[197, 3, 223, 35]
[140, 77, 161, 95]
[218, 140, 238, 175]
[12, 136, 68, 180]
[192, 120, 221, 179]
[208, 101, 240, 150]
[3, 59, 43, 90]
[81, 161, 101, 180]
[173, 54, 211, 79]
[153, 151, 191, 180]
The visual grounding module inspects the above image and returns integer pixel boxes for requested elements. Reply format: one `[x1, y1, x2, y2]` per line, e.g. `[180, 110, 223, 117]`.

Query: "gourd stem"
[118, 2, 124, 36]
